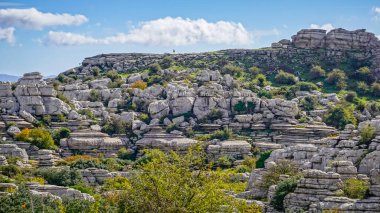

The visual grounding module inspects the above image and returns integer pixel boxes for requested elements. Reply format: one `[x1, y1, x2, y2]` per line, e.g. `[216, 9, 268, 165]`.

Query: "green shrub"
[234, 165, 251, 173]
[210, 128, 233, 141]
[309, 65, 326, 79]
[57, 113, 67, 122]
[106, 70, 121, 82]
[42, 115, 52, 125]
[359, 124, 376, 145]
[234, 101, 247, 114]
[274, 70, 297, 85]
[206, 108, 224, 121]
[53, 127, 71, 145]
[15, 128, 56, 150]
[345, 91, 358, 103]
[78, 109, 95, 120]
[241, 156, 257, 170]
[256, 150, 272, 168]
[138, 113, 150, 123]
[223, 64, 244, 76]
[260, 160, 300, 190]
[324, 106, 357, 130]
[149, 63, 162, 73]
[0, 164, 21, 178]
[271, 178, 298, 210]
[357, 81, 369, 95]
[89, 89, 101, 102]
[300, 96, 318, 111]
[118, 148, 134, 160]
[36, 167, 82, 186]
[103, 176, 131, 191]
[325, 68, 347, 90]
[343, 178, 369, 199]
[249, 66, 261, 77]
[355, 67, 375, 84]
[160, 56, 174, 69]
[296, 82, 318, 91]
[215, 156, 235, 169]
[254, 74, 269, 87]
[70, 182, 95, 195]
[258, 89, 273, 98]
[371, 82, 380, 97]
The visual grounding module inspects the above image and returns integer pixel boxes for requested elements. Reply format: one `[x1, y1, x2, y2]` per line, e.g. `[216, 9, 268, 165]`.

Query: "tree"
[309, 65, 326, 79]
[118, 146, 260, 212]
[274, 70, 297, 85]
[324, 106, 357, 130]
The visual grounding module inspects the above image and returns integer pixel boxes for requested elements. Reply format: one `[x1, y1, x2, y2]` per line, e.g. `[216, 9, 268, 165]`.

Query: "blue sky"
[0, 0, 380, 76]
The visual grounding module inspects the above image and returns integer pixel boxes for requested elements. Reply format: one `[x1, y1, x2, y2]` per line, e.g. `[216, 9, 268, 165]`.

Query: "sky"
[0, 0, 380, 76]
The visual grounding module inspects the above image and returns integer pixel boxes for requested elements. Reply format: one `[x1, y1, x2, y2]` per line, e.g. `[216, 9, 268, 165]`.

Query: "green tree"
[324, 106, 357, 130]
[325, 68, 347, 90]
[119, 146, 260, 212]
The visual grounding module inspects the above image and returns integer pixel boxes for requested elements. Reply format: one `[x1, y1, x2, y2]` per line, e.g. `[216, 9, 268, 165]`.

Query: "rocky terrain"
[1, 28, 380, 212]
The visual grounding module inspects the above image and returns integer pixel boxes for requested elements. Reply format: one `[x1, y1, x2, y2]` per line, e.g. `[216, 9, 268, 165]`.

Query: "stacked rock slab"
[37, 149, 60, 167]
[60, 130, 125, 157]
[26, 182, 94, 201]
[284, 169, 343, 212]
[0, 144, 28, 162]
[207, 140, 251, 161]
[136, 125, 198, 155]
[80, 168, 111, 186]
[0, 155, 7, 165]
[325, 161, 358, 180]
[14, 72, 70, 116]
[0, 83, 18, 114]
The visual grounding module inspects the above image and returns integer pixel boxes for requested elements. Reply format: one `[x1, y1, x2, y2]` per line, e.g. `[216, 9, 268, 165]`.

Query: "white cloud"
[373, 7, 380, 21]
[374, 7, 380, 14]
[44, 17, 256, 46]
[310, 23, 335, 32]
[0, 27, 15, 44]
[0, 8, 88, 29]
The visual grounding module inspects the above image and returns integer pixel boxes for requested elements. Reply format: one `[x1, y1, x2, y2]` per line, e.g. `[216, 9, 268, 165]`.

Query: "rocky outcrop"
[207, 140, 251, 161]
[0, 144, 28, 162]
[27, 182, 94, 201]
[60, 130, 125, 157]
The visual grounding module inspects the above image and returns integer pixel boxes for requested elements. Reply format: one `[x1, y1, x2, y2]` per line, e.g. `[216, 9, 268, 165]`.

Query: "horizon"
[0, 0, 380, 76]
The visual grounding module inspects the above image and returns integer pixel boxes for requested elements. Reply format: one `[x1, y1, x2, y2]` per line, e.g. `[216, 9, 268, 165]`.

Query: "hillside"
[1, 28, 380, 212]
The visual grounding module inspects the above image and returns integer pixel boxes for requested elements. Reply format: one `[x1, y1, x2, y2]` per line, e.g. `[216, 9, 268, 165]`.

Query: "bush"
[241, 156, 257, 170]
[15, 128, 56, 150]
[271, 178, 298, 210]
[53, 127, 71, 145]
[138, 113, 150, 123]
[345, 91, 358, 103]
[357, 81, 369, 95]
[0, 164, 21, 177]
[300, 96, 318, 111]
[260, 160, 300, 189]
[89, 89, 101, 102]
[102, 119, 130, 136]
[325, 69, 347, 90]
[78, 109, 95, 120]
[343, 178, 369, 199]
[254, 74, 269, 87]
[359, 124, 376, 145]
[210, 128, 233, 141]
[103, 176, 131, 191]
[149, 63, 162, 74]
[371, 82, 380, 97]
[356, 67, 375, 84]
[118, 148, 134, 160]
[296, 82, 318, 91]
[206, 108, 224, 121]
[130, 80, 147, 90]
[324, 106, 357, 130]
[274, 70, 297, 85]
[249, 66, 261, 77]
[70, 182, 95, 195]
[160, 56, 174, 69]
[309, 65, 326, 79]
[256, 150, 272, 168]
[233, 101, 247, 114]
[223, 64, 244, 76]
[258, 89, 273, 98]
[215, 156, 235, 169]
[36, 167, 82, 186]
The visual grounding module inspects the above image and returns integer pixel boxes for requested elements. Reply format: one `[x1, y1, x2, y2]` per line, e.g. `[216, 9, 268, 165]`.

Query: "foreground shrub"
[359, 124, 376, 145]
[343, 178, 369, 199]
[260, 160, 300, 189]
[36, 167, 82, 186]
[324, 106, 357, 130]
[15, 128, 56, 150]
[271, 177, 298, 210]
[309, 65, 326, 79]
[274, 70, 297, 85]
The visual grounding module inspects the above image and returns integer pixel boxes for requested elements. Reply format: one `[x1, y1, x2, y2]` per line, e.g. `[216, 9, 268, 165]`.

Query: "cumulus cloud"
[44, 17, 255, 46]
[0, 27, 15, 44]
[310, 23, 335, 32]
[373, 7, 380, 21]
[0, 8, 88, 29]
